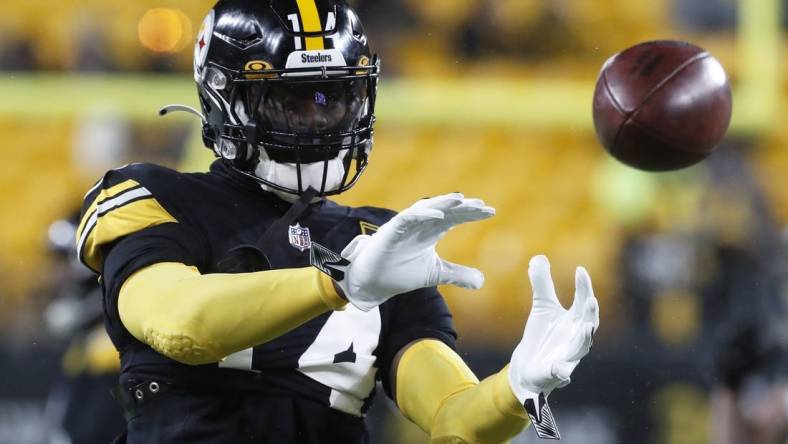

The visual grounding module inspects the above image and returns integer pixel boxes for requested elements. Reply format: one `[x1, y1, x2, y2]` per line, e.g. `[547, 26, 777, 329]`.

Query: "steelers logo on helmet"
[193, 0, 380, 199]
[194, 9, 215, 80]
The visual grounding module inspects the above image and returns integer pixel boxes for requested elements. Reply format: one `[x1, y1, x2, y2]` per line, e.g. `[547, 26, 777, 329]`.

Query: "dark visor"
[247, 78, 370, 139]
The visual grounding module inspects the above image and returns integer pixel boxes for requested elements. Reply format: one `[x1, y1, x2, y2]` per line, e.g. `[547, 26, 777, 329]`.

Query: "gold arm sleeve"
[118, 262, 345, 366]
[396, 340, 529, 444]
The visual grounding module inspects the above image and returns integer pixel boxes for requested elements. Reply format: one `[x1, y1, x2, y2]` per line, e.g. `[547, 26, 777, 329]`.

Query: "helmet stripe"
[295, 0, 325, 50]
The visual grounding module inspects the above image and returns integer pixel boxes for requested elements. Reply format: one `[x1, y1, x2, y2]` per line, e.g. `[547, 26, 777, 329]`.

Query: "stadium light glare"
[138, 8, 193, 54]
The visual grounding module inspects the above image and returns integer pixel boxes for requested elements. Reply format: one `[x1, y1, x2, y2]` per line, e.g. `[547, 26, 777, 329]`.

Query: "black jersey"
[77, 161, 456, 423]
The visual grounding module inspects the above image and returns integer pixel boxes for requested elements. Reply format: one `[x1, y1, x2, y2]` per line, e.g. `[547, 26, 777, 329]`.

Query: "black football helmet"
[189, 0, 380, 196]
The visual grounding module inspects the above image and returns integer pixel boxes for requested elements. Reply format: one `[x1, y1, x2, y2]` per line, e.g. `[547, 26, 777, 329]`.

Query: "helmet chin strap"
[263, 186, 323, 204]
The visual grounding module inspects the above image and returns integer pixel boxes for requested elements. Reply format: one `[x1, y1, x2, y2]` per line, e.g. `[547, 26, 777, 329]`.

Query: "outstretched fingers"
[434, 258, 485, 290]
[443, 199, 496, 225]
[528, 255, 560, 308]
[551, 268, 599, 388]
[586, 295, 600, 330]
[386, 208, 445, 235]
[570, 266, 594, 319]
[385, 195, 495, 246]
[410, 193, 465, 212]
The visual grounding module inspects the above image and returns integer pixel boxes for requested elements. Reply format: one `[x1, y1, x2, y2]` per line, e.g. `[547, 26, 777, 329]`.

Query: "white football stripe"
[77, 187, 152, 260]
[83, 177, 103, 200]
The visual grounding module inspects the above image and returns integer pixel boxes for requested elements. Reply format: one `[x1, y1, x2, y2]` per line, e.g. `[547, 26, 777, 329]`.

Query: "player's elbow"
[118, 263, 227, 365]
[120, 295, 224, 365]
[141, 318, 224, 365]
[121, 299, 226, 365]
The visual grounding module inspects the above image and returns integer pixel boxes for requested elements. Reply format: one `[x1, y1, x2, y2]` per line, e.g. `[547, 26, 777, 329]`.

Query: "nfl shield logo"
[288, 223, 312, 252]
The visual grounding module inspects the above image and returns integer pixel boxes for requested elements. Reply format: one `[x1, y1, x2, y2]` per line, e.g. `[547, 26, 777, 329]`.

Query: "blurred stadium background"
[0, 0, 787, 443]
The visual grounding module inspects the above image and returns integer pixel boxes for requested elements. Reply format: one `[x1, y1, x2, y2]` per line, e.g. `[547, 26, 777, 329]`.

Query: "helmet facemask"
[202, 60, 379, 197]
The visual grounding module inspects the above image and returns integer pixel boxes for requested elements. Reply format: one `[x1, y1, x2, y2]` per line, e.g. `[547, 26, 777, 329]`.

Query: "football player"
[43, 214, 125, 444]
[77, 1, 599, 443]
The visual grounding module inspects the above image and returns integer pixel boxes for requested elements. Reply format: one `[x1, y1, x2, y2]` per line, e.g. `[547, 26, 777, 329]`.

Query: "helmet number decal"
[324, 11, 337, 43]
[287, 11, 336, 51]
[287, 14, 304, 50]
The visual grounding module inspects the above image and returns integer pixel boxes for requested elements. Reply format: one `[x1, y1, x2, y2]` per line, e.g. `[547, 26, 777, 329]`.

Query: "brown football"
[592, 40, 732, 171]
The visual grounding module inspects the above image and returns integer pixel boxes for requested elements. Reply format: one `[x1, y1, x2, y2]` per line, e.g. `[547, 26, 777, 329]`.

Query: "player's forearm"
[118, 262, 345, 365]
[432, 367, 529, 443]
[396, 340, 528, 444]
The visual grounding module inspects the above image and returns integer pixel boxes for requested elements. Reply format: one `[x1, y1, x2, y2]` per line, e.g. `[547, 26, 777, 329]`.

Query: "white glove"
[509, 255, 600, 440]
[314, 193, 495, 311]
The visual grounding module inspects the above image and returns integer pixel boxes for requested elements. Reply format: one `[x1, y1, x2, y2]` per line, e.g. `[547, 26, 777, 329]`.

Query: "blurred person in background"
[711, 321, 788, 444]
[710, 222, 788, 444]
[600, 142, 787, 443]
[42, 213, 125, 444]
[618, 145, 780, 342]
[675, 0, 788, 31]
[674, 0, 737, 31]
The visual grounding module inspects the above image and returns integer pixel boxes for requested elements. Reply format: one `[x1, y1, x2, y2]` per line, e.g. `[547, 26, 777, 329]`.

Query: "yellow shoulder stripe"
[77, 179, 140, 241]
[79, 193, 177, 272]
[296, 0, 324, 50]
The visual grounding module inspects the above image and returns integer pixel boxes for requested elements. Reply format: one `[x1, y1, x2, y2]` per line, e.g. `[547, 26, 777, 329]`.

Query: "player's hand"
[509, 255, 600, 439]
[337, 193, 495, 311]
